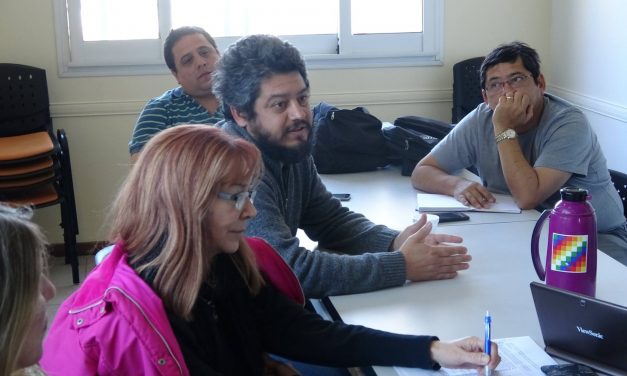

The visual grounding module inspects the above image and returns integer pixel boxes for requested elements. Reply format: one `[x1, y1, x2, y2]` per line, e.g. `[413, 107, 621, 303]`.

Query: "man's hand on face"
[492, 91, 534, 134]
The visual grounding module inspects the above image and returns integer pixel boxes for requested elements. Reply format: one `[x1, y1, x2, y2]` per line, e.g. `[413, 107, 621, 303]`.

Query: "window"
[53, 0, 442, 76]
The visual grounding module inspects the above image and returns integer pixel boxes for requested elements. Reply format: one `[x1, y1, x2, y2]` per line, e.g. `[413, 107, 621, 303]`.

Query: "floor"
[47, 255, 96, 320]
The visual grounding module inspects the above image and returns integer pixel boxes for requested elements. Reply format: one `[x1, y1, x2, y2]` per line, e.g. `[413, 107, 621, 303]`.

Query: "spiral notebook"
[530, 282, 627, 376]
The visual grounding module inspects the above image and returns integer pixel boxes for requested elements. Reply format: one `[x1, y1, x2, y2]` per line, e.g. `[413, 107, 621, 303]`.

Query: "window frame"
[53, 0, 442, 77]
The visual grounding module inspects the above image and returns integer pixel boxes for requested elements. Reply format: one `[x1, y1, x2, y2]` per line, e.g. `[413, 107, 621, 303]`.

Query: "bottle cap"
[560, 186, 588, 202]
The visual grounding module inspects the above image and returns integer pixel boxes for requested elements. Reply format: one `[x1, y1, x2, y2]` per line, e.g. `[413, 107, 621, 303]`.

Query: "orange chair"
[0, 63, 80, 283]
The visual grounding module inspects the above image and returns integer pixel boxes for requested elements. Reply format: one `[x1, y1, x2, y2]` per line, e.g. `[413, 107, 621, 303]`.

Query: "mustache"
[286, 120, 312, 132]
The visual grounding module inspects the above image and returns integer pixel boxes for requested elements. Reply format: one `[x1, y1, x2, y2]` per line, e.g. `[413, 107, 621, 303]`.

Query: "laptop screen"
[530, 282, 627, 376]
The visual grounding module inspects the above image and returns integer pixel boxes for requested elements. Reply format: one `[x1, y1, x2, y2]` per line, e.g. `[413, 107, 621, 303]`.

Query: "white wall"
[1, 0, 554, 243]
[549, 0, 627, 172]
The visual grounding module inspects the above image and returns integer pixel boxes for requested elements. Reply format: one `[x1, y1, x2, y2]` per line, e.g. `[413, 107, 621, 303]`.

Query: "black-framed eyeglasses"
[217, 190, 256, 211]
[485, 74, 531, 94]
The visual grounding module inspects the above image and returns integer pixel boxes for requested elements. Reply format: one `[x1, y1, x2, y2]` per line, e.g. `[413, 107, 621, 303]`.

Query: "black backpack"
[383, 116, 453, 176]
[312, 102, 389, 174]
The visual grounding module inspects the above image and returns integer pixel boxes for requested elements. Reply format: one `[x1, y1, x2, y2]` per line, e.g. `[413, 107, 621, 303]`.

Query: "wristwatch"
[495, 129, 517, 144]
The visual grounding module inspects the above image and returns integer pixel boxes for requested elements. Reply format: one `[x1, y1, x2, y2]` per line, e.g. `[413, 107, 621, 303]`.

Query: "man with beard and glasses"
[129, 26, 224, 162]
[213, 34, 472, 300]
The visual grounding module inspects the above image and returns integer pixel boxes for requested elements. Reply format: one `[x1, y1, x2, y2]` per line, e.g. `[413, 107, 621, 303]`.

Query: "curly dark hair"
[212, 34, 309, 121]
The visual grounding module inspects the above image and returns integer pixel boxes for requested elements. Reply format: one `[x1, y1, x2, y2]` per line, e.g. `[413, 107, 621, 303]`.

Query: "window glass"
[171, 0, 337, 36]
[54, 0, 440, 75]
[81, 0, 159, 41]
[351, 0, 423, 34]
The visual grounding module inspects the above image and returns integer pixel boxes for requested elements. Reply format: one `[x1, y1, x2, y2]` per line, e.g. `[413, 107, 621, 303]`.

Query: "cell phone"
[540, 364, 598, 376]
[430, 212, 470, 223]
[332, 193, 351, 201]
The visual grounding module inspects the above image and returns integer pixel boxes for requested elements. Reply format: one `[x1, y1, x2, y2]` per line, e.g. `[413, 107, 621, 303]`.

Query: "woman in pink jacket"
[41, 125, 500, 375]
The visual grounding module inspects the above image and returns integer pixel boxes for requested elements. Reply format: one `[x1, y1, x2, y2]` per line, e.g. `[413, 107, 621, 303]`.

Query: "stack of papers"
[416, 193, 521, 214]
[395, 336, 556, 376]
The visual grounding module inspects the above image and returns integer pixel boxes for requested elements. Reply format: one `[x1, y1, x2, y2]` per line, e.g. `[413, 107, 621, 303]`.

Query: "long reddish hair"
[109, 125, 264, 319]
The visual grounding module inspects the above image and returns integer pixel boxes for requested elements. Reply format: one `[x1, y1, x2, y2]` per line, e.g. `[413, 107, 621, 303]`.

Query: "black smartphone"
[540, 364, 598, 375]
[431, 212, 470, 223]
[332, 193, 351, 201]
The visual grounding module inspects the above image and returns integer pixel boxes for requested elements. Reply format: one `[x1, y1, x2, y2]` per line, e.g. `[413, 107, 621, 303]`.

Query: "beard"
[248, 119, 314, 164]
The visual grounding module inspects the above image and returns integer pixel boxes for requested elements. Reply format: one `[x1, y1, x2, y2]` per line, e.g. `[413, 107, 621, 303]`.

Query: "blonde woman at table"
[0, 205, 56, 376]
[41, 125, 499, 375]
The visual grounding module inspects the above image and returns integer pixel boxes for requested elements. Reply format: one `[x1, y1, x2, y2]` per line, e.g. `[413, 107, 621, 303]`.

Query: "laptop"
[530, 282, 627, 376]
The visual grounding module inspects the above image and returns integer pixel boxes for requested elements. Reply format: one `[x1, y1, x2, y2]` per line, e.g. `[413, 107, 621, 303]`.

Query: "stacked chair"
[0, 63, 80, 283]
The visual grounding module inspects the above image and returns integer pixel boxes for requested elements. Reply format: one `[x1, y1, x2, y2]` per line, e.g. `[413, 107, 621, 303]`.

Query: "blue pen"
[484, 311, 492, 376]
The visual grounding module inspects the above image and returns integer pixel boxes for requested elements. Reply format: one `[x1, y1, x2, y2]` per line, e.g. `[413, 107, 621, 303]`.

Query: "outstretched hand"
[430, 336, 501, 372]
[395, 214, 471, 281]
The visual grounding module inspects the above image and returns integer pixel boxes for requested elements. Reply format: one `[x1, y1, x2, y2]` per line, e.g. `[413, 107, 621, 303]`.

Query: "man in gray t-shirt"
[411, 42, 627, 263]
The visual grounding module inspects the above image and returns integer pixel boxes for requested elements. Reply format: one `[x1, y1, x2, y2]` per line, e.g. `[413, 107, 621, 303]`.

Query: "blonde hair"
[0, 205, 48, 375]
[109, 125, 264, 319]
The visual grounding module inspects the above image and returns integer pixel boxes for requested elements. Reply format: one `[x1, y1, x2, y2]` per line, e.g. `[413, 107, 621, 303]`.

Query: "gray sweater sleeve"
[245, 160, 407, 298]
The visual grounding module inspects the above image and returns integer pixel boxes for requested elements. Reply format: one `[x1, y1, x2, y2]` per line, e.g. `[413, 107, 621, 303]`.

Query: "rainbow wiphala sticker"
[550, 233, 588, 273]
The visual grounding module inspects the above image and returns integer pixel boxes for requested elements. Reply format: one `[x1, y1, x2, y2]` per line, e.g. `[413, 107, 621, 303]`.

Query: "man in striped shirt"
[129, 26, 224, 162]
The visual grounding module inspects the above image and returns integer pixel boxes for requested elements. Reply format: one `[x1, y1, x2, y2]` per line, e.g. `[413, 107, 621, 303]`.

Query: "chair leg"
[57, 129, 80, 284]
[68, 199, 80, 284]
[60, 198, 80, 284]
[68, 235, 80, 284]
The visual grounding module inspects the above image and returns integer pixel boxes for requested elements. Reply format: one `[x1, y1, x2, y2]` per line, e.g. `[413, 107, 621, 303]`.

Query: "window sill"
[57, 53, 443, 77]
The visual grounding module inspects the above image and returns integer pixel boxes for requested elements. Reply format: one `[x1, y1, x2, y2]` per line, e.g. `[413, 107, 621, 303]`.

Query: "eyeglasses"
[485, 74, 531, 94]
[217, 190, 257, 211]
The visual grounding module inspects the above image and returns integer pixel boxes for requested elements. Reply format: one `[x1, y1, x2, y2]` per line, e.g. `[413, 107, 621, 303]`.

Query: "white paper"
[416, 193, 521, 214]
[394, 336, 556, 376]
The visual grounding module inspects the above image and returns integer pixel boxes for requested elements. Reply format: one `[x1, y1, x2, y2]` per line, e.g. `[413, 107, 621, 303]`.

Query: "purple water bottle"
[531, 187, 597, 296]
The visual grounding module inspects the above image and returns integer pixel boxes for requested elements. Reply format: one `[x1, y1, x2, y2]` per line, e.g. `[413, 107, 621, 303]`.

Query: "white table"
[320, 167, 541, 231]
[312, 167, 627, 375]
[326, 221, 627, 375]
[299, 167, 540, 253]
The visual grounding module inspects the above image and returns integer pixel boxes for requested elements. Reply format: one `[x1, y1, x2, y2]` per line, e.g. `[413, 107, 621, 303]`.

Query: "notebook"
[415, 192, 521, 213]
[530, 282, 627, 376]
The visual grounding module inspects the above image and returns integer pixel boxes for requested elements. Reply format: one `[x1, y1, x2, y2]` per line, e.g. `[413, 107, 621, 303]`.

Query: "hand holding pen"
[428, 335, 501, 372]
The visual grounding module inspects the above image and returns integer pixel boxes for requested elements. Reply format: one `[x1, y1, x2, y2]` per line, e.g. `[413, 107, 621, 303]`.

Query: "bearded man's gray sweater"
[222, 120, 407, 298]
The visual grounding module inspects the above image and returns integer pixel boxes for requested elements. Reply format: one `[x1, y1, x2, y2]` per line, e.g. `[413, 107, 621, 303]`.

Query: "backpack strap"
[246, 237, 305, 306]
